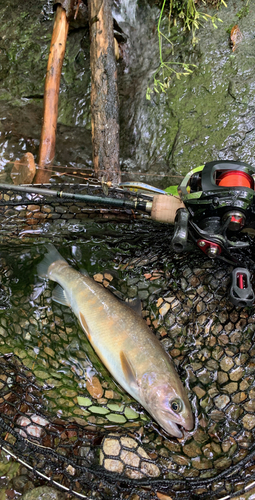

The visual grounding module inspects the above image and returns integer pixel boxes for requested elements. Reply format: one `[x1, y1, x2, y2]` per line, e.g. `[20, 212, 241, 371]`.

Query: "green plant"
[236, 0, 250, 20]
[146, 0, 227, 100]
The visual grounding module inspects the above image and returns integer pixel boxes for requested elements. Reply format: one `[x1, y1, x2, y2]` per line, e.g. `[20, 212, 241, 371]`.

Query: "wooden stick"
[88, 0, 120, 184]
[35, 5, 69, 184]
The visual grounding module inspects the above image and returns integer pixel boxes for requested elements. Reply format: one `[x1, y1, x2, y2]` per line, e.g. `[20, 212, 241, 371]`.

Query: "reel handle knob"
[230, 268, 255, 307]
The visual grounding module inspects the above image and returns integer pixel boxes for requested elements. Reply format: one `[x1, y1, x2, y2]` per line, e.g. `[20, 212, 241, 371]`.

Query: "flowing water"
[0, 0, 255, 499]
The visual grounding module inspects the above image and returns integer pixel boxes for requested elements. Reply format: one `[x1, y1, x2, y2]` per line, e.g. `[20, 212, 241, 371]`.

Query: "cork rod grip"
[150, 194, 185, 224]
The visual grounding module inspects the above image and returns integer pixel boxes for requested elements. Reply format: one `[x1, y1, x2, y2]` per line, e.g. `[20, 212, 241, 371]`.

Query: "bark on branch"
[88, 0, 120, 184]
[35, 5, 69, 183]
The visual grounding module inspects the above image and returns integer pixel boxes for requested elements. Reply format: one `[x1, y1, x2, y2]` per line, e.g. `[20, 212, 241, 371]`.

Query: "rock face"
[0, 1, 254, 186]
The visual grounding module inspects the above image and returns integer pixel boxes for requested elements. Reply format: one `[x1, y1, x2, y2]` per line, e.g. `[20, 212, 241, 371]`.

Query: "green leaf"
[164, 185, 179, 196]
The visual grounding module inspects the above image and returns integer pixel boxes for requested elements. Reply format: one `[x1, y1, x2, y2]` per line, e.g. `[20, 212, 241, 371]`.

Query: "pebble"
[224, 382, 238, 394]
[242, 414, 255, 431]
[214, 395, 230, 410]
[93, 273, 104, 283]
[21, 486, 63, 500]
[16, 414, 49, 438]
[193, 386, 206, 399]
[156, 493, 173, 500]
[100, 434, 160, 478]
[159, 303, 170, 317]
[86, 376, 103, 399]
[191, 457, 213, 470]
[220, 356, 234, 372]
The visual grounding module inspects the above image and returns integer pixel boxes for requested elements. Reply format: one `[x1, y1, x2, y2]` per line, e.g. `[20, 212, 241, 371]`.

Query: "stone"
[217, 371, 229, 384]
[21, 486, 62, 500]
[191, 457, 213, 470]
[93, 273, 104, 283]
[220, 356, 234, 372]
[230, 366, 244, 381]
[86, 376, 104, 399]
[224, 382, 238, 394]
[101, 434, 160, 478]
[104, 458, 124, 473]
[140, 460, 160, 477]
[11, 152, 36, 185]
[242, 414, 255, 430]
[159, 303, 170, 317]
[156, 493, 173, 500]
[102, 436, 121, 456]
[120, 449, 140, 467]
[214, 394, 230, 409]
[193, 386, 206, 399]
[121, 436, 138, 448]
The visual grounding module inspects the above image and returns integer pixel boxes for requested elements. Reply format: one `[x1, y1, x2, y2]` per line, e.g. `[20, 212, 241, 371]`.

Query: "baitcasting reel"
[173, 160, 255, 307]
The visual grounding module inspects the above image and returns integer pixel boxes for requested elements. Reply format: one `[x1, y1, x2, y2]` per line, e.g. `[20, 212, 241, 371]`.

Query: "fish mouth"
[155, 410, 193, 438]
[168, 422, 183, 438]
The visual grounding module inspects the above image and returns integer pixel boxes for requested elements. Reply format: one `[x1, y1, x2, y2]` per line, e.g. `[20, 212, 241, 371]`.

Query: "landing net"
[0, 180, 254, 499]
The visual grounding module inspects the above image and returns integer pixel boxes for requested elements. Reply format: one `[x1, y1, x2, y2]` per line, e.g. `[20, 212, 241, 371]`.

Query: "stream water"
[0, 0, 255, 499]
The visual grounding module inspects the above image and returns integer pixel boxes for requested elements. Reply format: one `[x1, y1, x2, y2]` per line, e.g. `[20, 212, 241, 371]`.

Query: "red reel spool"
[217, 170, 254, 189]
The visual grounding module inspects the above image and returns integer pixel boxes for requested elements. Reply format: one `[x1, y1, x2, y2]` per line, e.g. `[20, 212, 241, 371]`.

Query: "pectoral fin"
[52, 285, 70, 306]
[79, 312, 92, 342]
[120, 351, 138, 389]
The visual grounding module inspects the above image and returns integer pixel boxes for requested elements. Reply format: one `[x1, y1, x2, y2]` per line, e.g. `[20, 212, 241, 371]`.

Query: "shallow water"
[0, 0, 255, 498]
[0, 217, 255, 498]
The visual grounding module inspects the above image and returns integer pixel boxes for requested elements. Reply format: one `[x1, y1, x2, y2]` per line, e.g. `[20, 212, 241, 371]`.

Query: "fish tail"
[37, 244, 67, 278]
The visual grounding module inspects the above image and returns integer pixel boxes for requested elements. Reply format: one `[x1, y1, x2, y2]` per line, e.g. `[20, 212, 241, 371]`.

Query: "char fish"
[37, 244, 194, 437]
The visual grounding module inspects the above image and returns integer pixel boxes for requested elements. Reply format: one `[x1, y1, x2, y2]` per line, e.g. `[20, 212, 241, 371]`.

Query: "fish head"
[142, 377, 194, 438]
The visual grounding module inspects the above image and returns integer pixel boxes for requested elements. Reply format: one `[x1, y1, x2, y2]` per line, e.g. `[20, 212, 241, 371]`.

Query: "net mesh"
[0, 181, 255, 499]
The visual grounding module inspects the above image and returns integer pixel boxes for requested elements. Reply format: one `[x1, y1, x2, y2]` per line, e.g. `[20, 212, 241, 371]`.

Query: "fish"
[37, 244, 194, 438]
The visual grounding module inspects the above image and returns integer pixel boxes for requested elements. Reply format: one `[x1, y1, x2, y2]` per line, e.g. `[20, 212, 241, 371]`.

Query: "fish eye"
[170, 398, 183, 414]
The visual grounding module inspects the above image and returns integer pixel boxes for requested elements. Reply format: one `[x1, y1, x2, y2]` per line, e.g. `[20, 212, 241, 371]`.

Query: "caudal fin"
[37, 244, 67, 278]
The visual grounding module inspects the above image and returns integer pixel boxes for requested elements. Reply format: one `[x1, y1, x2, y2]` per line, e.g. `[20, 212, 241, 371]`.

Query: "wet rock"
[214, 394, 230, 410]
[86, 376, 103, 399]
[193, 386, 206, 399]
[156, 493, 173, 500]
[242, 414, 255, 430]
[217, 371, 229, 384]
[182, 441, 202, 458]
[159, 303, 170, 317]
[224, 382, 238, 394]
[100, 434, 160, 478]
[232, 392, 247, 404]
[191, 457, 213, 470]
[220, 356, 235, 372]
[11, 153, 36, 185]
[214, 456, 232, 469]
[230, 366, 245, 381]
[21, 486, 62, 500]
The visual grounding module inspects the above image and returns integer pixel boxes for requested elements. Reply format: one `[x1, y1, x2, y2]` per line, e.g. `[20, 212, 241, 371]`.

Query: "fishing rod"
[1, 159, 255, 307]
[0, 181, 184, 224]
